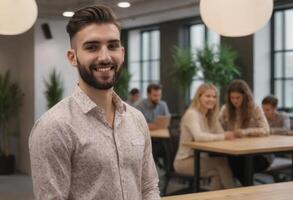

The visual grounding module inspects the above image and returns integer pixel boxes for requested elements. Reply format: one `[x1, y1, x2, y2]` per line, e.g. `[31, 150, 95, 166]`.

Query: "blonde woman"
[219, 79, 270, 185]
[174, 83, 235, 190]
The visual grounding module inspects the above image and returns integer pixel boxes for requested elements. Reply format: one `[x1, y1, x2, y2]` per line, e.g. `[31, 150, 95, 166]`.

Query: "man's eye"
[108, 43, 120, 50]
[85, 45, 98, 51]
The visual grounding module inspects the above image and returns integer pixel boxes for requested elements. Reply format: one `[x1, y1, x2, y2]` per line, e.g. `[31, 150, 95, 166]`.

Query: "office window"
[128, 29, 160, 97]
[189, 24, 220, 99]
[272, 8, 293, 108]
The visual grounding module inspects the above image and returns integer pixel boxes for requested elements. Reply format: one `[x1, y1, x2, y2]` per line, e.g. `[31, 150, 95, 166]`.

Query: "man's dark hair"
[262, 95, 278, 108]
[130, 88, 139, 95]
[147, 83, 161, 94]
[66, 5, 121, 40]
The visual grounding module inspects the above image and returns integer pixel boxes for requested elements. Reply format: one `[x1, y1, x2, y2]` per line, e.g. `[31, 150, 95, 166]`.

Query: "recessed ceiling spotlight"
[117, 2, 131, 8]
[63, 11, 74, 17]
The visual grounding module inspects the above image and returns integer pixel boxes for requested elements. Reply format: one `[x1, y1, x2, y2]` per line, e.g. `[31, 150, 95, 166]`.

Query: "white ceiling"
[36, 0, 145, 17]
[35, 0, 200, 28]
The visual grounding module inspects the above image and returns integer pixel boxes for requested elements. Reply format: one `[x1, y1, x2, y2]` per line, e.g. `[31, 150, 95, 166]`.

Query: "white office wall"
[34, 19, 78, 120]
[0, 29, 35, 174]
[253, 22, 271, 105]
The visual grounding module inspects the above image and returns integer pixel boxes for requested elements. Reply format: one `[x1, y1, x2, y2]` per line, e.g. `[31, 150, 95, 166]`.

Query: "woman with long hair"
[220, 79, 271, 184]
[174, 83, 235, 190]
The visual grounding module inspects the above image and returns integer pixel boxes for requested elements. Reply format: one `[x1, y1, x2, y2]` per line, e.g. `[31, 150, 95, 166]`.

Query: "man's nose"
[98, 46, 111, 61]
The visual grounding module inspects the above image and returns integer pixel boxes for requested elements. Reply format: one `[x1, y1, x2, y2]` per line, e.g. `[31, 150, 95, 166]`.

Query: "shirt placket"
[112, 113, 127, 200]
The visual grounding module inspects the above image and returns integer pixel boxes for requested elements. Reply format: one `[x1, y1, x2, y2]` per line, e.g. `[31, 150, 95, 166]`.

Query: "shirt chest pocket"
[131, 139, 145, 146]
[122, 137, 145, 163]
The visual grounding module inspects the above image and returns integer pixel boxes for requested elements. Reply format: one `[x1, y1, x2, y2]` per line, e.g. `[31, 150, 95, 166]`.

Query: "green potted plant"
[195, 43, 240, 100]
[0, 71, 23, 174]
[44, 69, 64, 109]
[171, 46, 198, 108]
[114, 68, 131, 100]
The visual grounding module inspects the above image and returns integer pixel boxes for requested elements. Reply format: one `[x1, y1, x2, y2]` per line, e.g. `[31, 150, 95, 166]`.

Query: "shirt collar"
[72, 86, 126, 115]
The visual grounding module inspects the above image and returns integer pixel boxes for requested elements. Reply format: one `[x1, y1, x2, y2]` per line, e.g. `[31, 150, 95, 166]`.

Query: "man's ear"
[67, 49, 77, 67]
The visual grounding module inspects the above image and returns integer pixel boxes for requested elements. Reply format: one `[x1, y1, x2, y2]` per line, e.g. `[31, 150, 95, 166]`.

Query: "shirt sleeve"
[163, 101, 170, 116]
[241, 106, 270, 137]
[183, 109, 225, 142]
[271, 113, 291, 135]
[29, 118, 73, 200]
[138, 113, 161, 200]
[283, 114, 291, 130]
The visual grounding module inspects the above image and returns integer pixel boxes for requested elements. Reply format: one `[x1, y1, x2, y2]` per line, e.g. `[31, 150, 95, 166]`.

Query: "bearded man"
[29, 5, 160, 200]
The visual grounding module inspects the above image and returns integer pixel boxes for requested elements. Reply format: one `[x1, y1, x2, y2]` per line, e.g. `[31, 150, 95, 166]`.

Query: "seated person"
[219, 79, 271, 185]
[135, 83, 170, 130]
[262, 95, 292, 135]
[126, 88, 140, 106]
[174, 83, 235, 190]
[135, 83, 170, 167]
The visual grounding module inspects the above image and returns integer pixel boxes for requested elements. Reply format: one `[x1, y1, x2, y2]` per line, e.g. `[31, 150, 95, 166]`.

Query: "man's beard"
[151, 100, 159, 106]
[77, 58, 122, 90]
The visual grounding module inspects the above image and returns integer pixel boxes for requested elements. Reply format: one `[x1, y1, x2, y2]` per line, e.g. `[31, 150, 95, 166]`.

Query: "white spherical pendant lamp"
[200, 0, 273, 37]
[0, 0, 38, 35]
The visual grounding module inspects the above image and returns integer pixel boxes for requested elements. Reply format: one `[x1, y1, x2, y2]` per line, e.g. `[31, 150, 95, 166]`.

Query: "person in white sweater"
[174, 83, 236, 190]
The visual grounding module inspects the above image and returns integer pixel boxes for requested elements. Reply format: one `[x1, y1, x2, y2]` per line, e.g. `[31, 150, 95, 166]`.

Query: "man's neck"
[78, 79, 115, 125]
[147, 99, 157, 107]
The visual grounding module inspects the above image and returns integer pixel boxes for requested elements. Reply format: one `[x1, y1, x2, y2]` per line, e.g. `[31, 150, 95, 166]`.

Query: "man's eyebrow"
[82, 39, 121, 46]
[108, 39, 121, 43]
[83, 41, 99, 46]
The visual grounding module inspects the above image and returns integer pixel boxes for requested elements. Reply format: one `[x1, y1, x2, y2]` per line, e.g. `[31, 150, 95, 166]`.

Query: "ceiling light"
[0, 0, 38, 35]
[200, 0, 273, 37]
[63, 11, 74, 17]
[118, 2, 131, 8]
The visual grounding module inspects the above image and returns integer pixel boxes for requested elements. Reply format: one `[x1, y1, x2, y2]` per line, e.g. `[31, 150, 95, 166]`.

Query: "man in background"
[136, 83, 170, 168]
[136, 83, 170, 130]
[262, 95, 292, 135]
[126, 88, 140, 106]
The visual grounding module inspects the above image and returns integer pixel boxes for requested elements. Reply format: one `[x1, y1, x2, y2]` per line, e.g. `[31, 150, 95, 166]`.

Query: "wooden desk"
[150, 129, 170, 138]
[183, 135, 293, 192]
[161, 181, 293, 200]
[149, 129, 170, 170]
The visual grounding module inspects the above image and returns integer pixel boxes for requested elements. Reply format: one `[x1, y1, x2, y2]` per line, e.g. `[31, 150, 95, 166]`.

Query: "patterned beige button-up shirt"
[29, 86, 160, 200]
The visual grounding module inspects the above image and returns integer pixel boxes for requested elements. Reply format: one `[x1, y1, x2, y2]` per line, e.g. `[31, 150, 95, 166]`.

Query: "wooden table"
[150, 129, 170, 138]
[183, 135, 293, 192]
[161, 181, 293, 200]
[149, 129, 170, 170]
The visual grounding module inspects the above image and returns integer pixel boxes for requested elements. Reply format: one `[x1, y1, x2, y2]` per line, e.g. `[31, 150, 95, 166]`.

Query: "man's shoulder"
[29, 98, 76, 153]
[35, 97, 74, 130]
[158, 100, 170, 113]
[134, 98, 148, 109]
[158, 100, 168, 106]
[277, 111, 290, 119]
